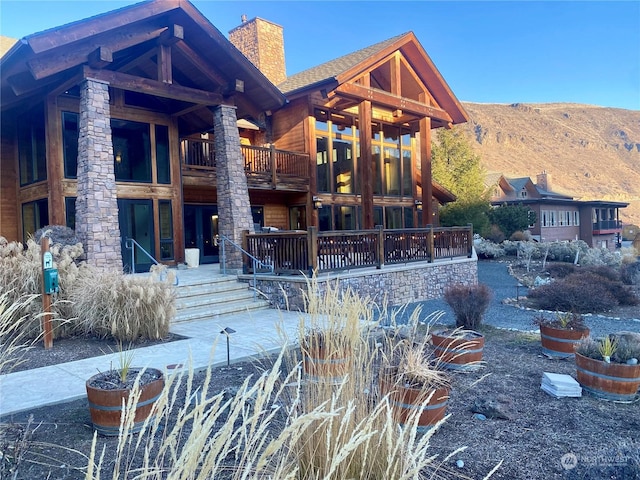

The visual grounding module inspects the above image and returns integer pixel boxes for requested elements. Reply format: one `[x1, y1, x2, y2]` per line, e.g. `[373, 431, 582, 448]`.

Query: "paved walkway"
[1, 261, 638, 418]
[0, 308, 302, 418]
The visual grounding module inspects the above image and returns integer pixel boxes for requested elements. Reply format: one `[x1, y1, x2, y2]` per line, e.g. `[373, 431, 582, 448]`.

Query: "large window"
[112, 119, 152, 182]
[65, 197, 76, 230]
[18, 104, 47, 186]
[64, 114, 169, 184]
[22, 199, 48, 241]
[316, 137, 329, 193]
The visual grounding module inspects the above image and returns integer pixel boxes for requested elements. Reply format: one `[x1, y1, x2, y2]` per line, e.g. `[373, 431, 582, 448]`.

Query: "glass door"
[118, 199, 155, 273]
[184, 205, 219, 263]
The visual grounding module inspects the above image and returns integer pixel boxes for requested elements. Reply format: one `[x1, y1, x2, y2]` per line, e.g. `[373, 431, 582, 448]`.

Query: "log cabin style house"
[0, 0, 468, 273]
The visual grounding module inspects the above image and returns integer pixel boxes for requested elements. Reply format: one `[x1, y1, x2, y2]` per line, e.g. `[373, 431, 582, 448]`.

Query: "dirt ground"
[2, 326, 639, 480]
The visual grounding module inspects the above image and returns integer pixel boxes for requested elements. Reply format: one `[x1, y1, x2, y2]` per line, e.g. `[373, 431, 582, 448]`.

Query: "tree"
[432, 128, 491, 235]
[489, 204, 536, 239]
[432, 128, 487, 204]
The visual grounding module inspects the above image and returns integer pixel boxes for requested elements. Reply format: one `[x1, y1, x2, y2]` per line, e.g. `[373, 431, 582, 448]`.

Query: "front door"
[184, 205, 219, 263]
[118, 199, 155, 273]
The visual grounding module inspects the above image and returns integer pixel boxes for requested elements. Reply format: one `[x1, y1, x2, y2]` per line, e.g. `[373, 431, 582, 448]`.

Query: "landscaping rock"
[34, 225, 79, 247]
[471, 396, 514, 420]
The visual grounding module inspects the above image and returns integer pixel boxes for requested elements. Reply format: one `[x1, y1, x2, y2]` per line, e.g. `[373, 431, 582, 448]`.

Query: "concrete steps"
[174, 274, 270, 323]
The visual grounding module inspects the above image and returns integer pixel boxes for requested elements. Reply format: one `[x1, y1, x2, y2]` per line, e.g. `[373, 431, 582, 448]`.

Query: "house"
[0, 0, 467, 273]
[489, 171, 628, 249]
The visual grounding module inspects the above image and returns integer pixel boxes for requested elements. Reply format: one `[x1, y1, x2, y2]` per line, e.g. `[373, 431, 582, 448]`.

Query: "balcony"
[592, 220, 622, 234]
[181, 139, 310, 191]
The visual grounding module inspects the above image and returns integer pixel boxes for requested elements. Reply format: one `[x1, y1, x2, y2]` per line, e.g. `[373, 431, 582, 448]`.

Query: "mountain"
[457, 102, 640, 226]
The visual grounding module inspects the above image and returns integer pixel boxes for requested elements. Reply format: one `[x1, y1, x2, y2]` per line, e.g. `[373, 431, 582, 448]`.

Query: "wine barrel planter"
[380, 377, 449, 432]
[86, 368, 165, 436]
[575, 353, 640, 402]
[432, 331, 485, 371]
[302, 345, 351, 384]
[539, 324, 590, 358]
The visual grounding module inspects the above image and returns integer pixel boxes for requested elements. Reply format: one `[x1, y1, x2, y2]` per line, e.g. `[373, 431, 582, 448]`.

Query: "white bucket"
[185, 248, 200, 268]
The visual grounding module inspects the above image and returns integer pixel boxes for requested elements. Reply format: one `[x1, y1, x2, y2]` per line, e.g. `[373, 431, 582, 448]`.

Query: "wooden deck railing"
[181, 139, 309, 178]
[242, 225, 474, 275]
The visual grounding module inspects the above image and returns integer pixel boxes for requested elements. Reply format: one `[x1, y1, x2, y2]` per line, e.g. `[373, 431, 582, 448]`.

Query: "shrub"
[0, 237, 86, 338]
[620, 261, 640, 286]
[528, 271, 638, 313]
[444, 283, 492, 329]
[485, 224, 505, 244]
[510, 230, 532, 241]
[70, 266, 176, 341]
[580, 248, 622, 267]
[474, 238, 505, 259]
[546, 263, 578, 279]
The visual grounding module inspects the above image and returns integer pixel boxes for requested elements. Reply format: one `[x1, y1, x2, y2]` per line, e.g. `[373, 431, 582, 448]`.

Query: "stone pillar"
[75, 78, 123, 271]
[214, 104, 254, 270]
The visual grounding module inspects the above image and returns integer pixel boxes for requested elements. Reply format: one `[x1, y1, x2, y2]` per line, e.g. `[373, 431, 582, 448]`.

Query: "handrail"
[219, 234, 274, 300]
[124, 238, 178, 285]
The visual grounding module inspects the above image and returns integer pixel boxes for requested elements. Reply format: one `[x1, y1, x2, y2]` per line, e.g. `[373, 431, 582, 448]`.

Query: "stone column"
[213, 104, 253, 271]
[75, 78, 123, 271]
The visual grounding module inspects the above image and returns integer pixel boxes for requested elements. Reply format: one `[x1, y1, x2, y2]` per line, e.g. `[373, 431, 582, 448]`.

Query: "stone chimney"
[229, 17, 286, 86]
[536, 171, 551, 192]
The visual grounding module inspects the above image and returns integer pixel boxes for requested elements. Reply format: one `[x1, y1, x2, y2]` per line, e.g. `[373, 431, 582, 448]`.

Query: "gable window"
[18, 104, 47, 186]
[520, 188, 527, 198]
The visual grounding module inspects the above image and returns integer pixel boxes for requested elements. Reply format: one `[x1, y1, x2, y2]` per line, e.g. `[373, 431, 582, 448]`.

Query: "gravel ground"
[392, 260, 640, 337]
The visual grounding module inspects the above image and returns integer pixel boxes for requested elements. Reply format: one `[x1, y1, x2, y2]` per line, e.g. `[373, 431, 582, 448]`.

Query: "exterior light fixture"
[415, 200, 423, 211]
[220, 327, 236, 367]
[115, 152, 122, 163]
[313, 196, 322, 210]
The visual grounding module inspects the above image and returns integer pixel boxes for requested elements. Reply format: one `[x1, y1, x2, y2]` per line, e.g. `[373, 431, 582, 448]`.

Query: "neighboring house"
[0, 0, 467, 272]
[488, 172, 628, 249]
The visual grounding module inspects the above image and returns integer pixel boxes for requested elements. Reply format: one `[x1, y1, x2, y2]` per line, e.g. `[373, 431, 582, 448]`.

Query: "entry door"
[184, 205, 219, 263]
[118, 199, 155, 273]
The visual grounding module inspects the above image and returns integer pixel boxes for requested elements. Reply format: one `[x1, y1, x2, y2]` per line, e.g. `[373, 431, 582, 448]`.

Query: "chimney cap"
[241, 14, 247, 23]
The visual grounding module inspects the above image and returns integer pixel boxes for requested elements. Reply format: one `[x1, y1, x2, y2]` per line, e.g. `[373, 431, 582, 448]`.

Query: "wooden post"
[377, 225, 385, 268]
[270, 144, 277, 188]
[467, 224, 474, 257]
[428, 224, 435, 263]
[307, 226, 318, 274]
[40, 236, 53, 349]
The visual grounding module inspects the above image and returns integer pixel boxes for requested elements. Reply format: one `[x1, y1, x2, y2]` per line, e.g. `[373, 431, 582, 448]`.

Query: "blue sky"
[1, 1, 638, 110]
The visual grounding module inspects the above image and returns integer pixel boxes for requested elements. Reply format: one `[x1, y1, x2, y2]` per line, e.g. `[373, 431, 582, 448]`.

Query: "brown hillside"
[457, 102, 640, 226]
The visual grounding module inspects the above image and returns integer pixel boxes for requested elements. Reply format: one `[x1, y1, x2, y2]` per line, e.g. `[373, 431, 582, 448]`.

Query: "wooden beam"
[158, 24, 184, 45]
[335, 83, 453, 123]
[87, 47, 113, 69]
[173, 41, 228, 86]
[391, 52, 401, 96]
[28, 26, 167, 80]
[359, 99, 374, 229]
[157, 44, 172, 84]
[82, 66, 224, 106]
[419, 107, 433, 226]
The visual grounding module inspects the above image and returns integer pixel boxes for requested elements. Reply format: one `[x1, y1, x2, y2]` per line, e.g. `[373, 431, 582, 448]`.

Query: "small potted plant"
[432, 283, 491, 370]
[85, 348, 164, 436]
[379, 342, 450, 432]
[575, 333, 640, 403]
[534, 311, 590, 358]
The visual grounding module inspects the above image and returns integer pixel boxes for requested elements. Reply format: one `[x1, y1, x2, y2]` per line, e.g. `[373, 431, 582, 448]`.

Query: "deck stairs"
[174, 270, 270, 323]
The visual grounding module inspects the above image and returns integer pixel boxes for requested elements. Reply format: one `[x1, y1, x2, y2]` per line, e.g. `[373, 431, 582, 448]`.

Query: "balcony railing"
[592, 220, 622, 232]
[242, 225, 474, 275]
[181, 139, 309, 184]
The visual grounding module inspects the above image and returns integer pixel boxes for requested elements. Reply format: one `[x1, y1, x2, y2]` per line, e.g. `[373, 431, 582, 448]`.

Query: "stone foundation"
[242, 255, 478, 312]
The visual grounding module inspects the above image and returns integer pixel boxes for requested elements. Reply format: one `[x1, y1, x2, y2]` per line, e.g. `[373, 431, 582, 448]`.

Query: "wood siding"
[0, 115, 18, 241]
[271, 98, 308, 153]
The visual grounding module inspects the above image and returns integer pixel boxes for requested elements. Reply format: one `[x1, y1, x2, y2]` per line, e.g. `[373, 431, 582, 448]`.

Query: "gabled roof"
[1, 0, 285, 129]
[278, 34, 406, 94]
[278, 32, 468, 126]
